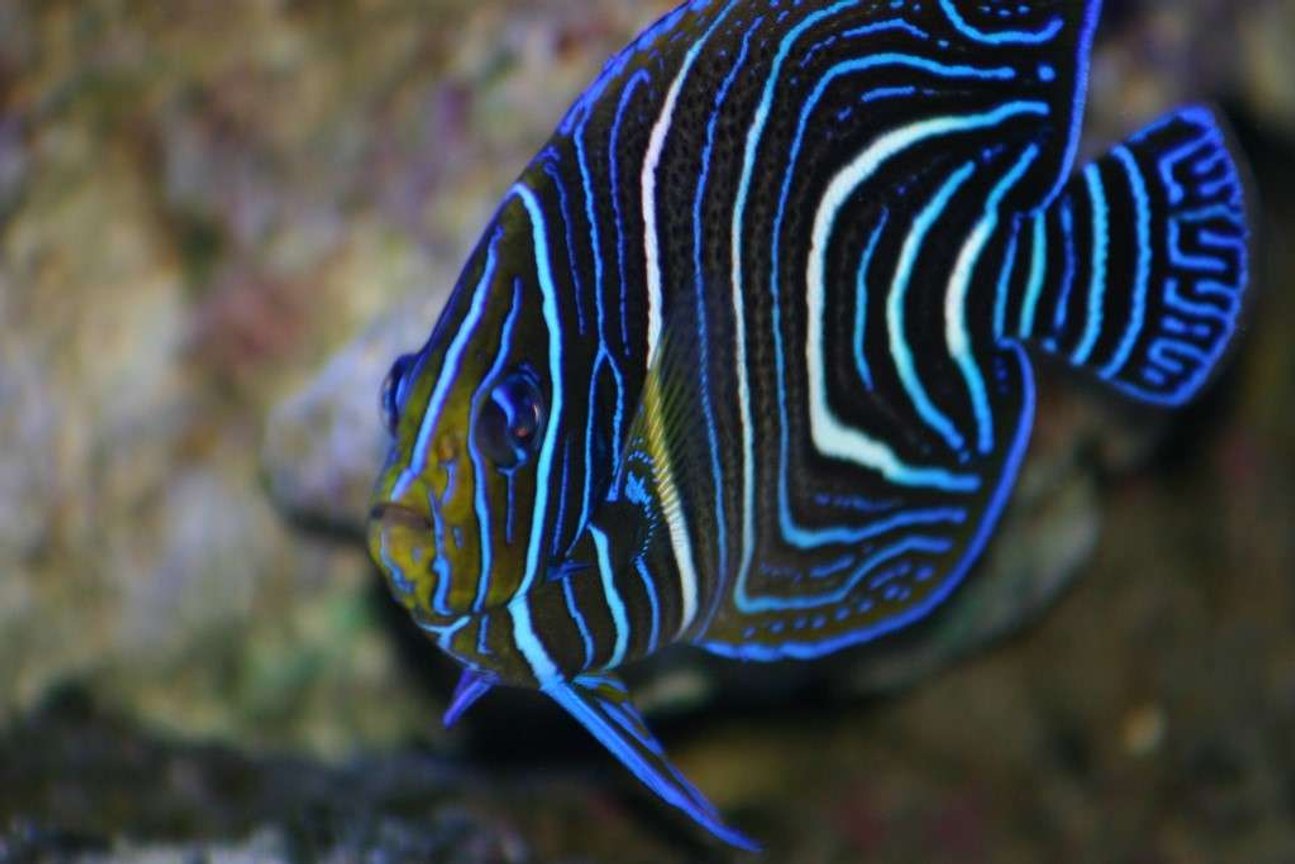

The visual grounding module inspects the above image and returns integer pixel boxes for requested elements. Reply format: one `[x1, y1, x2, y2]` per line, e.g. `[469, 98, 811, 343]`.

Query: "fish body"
[368, 0, 1249, 848]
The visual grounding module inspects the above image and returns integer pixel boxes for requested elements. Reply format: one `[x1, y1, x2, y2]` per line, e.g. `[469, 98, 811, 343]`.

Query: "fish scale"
[367, 0, 1250, 849]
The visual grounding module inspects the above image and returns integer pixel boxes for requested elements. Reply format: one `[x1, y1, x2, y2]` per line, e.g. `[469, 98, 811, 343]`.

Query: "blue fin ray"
[544, 674, 759, 852]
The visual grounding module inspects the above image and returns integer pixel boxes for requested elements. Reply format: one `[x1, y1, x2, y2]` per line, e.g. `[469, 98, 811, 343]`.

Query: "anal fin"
[544, 674, 759, 852]
[1009, 105, 1250, 405]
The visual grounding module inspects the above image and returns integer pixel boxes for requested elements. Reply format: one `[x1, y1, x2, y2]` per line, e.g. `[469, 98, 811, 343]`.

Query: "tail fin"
[1005, 106, 1250, 405]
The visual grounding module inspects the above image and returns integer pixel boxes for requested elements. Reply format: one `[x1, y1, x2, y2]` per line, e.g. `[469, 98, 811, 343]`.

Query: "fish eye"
[475, 367, 546, 471]
[380, 353, 417, 436]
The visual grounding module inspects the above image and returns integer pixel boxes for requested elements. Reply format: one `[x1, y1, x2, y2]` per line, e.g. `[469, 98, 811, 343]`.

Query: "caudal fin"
[1006, 106, 1250, 405]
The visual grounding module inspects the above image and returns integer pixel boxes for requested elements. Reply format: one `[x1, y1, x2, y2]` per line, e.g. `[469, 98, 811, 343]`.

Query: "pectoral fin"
[544, 674, 759, 852]
[443, 669, 494, 727]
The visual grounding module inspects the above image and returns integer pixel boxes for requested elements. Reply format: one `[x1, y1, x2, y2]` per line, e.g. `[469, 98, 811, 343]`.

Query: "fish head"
[368, 206, 561, 629]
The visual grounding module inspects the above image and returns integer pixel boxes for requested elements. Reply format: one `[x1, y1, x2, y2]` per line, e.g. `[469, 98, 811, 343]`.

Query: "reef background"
[1, 1, 1293, 862]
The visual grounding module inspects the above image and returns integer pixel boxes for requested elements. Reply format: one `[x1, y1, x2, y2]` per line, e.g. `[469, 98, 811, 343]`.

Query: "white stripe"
[805, 102, 1047, 485]
[589, 524, 630, 667]
[944, 144, 1039, 454]
[1018, 213, 1047, 338]
[507, 595, 558, 683]
[641, 5, 731, 364]
[729, 2, 859, 614]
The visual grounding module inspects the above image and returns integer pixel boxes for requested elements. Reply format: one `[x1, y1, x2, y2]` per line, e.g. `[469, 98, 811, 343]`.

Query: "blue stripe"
[992, 227, 1020, 343]
[511, 185, 565, 600]
[690, 7, 758, 597]
[608, 69, 649, 351]
[853, 211, 889, 390]
[1071, 162, 1109, 366]
[561, 575, 595, 668]
[634, 556, 661, 652]
[889, 160, 977, 453]
[395, 231, 501, 499]
[707, 344, 1038, 659]
[1101, 146, 1151, 378]
[1050, 198, 1077, 341]
[468, 278, 524, 611]
[948, 143, 1039, 455]
[936, 0, 1064, 45]
[1018, 214, 1047, 338]
[736, 535, 953, 614]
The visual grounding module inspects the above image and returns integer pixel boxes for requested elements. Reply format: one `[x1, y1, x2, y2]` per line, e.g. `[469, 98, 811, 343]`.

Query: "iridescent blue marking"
[395, 231, 502, 500]
[608, 69, 650, 351]
[948, 143, 1039, 455]
[1018, 213, 1047, 338]
[469, 278, 525, 611]
[634, 556, 661, 652]
[936, 0, 1063, 45]
[687, 2, 756, 591]
[562, 574, 596, 667]
[992, 224, 1020, 343]
[542, 159, 587, 336]
[889, 159, 977, 453]
[1050, 197, 1077, 339]
[853, 211, 889, 390]
[736, 534, 953, 614]
[511, 185, 565, 600]
[705, 344, 1036, 660]
[1071, 162, 1109, 366]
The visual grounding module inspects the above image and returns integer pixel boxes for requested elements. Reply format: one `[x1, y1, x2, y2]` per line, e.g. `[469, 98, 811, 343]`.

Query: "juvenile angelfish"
[368, 0, 1249, 848]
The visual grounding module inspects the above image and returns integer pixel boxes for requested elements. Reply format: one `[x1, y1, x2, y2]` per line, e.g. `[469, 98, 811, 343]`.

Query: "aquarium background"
[1, 1, 1293, 861]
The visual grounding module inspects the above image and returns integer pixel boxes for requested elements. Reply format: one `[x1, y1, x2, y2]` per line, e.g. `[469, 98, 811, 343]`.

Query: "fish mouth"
[367, 500, 444, 614]
[368, 501, 433, 533]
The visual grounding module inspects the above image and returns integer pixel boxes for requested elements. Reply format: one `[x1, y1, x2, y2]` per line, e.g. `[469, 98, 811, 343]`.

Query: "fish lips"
[367, 501, 456, 619]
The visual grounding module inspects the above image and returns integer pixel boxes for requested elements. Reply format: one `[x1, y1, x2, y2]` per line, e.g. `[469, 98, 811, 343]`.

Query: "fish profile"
[367, 0, 1249, 849]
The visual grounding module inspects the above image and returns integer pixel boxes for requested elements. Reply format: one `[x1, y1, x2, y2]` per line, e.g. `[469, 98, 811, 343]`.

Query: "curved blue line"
[511, 185, 565, 600]
[397, 232, 501, 499]
[888, 160, 978, 453]
[589, 524, 629, 668]
[1071, 162, 1109, 366]
[561, 574, 595, 668]
[992, 226, 1020, 344]
[699, 344, 1037, 660]
[766, 52, 1019, 550]
[608, 69, 650, 352]
[937, 0, 1064, 45]
[468, 278, 524, 612]
[733, 535, 953, 614]
[634, 556, 661, 653]
[853, 211, 889, 390]
[1050, 198, 1078, 340]
[1018, 214, 1047, 339]
[690, 4, 757, 596]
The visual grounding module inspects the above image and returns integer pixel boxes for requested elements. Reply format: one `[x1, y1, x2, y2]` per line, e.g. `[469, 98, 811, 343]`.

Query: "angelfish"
[368, 0, 1249, 848]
